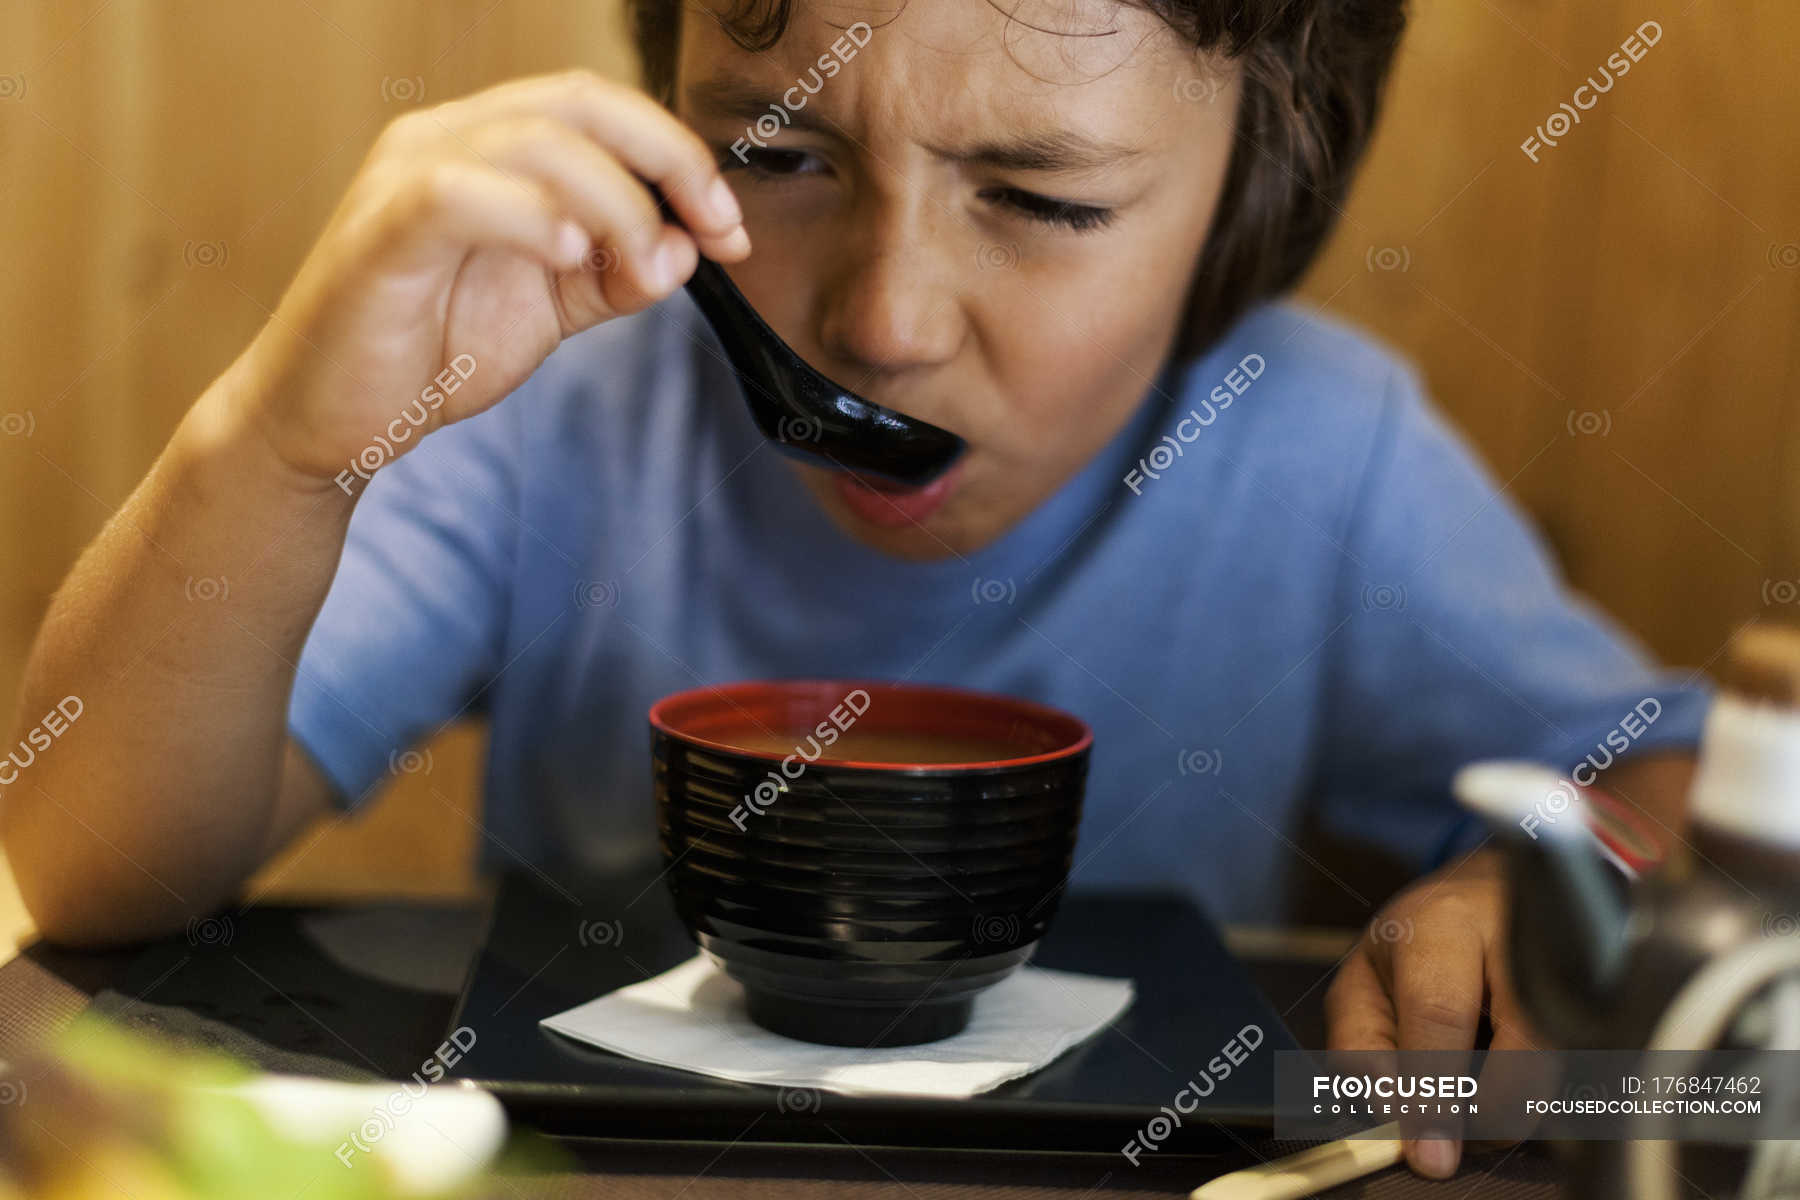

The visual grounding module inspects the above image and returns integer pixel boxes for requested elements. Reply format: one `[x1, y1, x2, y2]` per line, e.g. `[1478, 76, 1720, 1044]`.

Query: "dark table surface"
[0, 894, 1564, 1199]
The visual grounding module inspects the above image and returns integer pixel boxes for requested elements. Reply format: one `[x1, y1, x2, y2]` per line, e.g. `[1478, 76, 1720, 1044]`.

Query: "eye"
[720, 146, 825, 179]
[981, 186, 1116, 233]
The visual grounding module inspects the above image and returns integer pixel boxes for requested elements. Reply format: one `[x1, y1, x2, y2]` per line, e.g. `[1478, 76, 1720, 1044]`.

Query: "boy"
[3, 0, 1707, 1177]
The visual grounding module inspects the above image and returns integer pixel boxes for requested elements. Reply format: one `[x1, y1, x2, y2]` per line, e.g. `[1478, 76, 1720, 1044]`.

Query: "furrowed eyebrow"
[687, 75, 1141, 172]
[686, 76, 838, 137]
[924, 130, 1142, 173]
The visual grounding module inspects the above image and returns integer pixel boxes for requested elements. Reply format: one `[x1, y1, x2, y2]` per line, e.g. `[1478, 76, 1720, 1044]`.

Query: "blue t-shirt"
[288, 297, 1711, 924]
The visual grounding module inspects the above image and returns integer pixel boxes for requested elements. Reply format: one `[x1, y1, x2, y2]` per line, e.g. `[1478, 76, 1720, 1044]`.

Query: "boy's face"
[675, 0, 1239, 560]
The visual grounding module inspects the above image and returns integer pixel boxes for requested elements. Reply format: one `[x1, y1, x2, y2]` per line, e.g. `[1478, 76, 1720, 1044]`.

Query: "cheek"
[974, 258, 1190, 454]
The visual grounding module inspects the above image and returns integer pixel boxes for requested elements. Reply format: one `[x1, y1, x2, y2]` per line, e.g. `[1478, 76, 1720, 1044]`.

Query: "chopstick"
[1190, 1123, 1403, 1199]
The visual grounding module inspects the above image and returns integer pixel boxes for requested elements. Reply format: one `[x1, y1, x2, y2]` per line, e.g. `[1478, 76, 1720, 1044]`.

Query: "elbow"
[1, 807, 195, 949]
[10, 871, 194, 949]
[12, 894, 130, 950]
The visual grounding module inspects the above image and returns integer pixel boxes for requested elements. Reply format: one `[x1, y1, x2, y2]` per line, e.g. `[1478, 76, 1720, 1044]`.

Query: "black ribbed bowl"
[651, 680, 1090, 1047]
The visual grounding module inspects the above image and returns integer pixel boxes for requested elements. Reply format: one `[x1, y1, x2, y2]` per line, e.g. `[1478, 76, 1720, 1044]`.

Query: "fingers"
[445, 70, 751, 261]
[1325, 906, 1488, 1181]
[1390, 916, 1485, 1056]
[378, 161, 590, 274]
[589, 230, 697, 321]
[1323, 920, 1487, 1058]
[361, 68, 754, 310]
[1388, 912, 1485, 1178]
[1471, 923, 1545, 1154]
[463, 115, 693, 302]
[1483, 939, 1539, 1054]
[1324, 942, 1414, 1172]
[1325, 946, 1397, 1052]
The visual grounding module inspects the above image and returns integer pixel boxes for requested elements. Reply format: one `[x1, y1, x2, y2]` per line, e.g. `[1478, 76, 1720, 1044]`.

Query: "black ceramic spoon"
[648, 188, 965, 488]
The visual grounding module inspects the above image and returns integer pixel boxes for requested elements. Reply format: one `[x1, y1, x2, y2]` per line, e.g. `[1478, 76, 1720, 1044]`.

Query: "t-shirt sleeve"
[1313, 362, 1712, 868]
[286, 401, 520, 809]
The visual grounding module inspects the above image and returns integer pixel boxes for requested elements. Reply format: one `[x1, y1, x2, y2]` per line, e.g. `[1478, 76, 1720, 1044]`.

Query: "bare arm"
[0, 70, 748, 946]
[1, 373, 348, 945]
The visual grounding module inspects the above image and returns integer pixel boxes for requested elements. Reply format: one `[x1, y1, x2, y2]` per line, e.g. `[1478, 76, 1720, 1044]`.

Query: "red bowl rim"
[648, 679, 1093, 772]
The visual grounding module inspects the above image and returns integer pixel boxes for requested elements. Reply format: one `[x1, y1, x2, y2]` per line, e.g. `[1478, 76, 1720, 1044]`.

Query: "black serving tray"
[446, 866, 1297, 1153]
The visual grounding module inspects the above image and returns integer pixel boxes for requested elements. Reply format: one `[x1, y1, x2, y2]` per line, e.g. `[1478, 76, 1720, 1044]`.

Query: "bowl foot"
[745, 989, 974, 1047]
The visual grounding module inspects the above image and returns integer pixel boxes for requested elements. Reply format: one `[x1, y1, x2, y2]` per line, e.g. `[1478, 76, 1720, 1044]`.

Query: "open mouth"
[831, 461, 965, 528]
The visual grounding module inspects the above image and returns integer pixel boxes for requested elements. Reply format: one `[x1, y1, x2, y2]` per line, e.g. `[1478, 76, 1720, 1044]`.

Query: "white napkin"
[541, 955, 1134, 1099]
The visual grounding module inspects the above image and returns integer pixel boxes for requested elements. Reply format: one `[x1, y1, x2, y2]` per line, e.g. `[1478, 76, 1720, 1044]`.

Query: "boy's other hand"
[235, 70, 750, 489]
[1322, 848, 1538, 1180]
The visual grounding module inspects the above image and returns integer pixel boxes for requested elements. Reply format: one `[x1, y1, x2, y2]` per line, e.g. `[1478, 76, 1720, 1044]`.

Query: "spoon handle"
[641, 183, 808, 388]
[678, 257, 785, 356]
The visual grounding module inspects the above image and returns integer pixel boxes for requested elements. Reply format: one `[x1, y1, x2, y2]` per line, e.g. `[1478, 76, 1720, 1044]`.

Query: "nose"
[815, 197, 965, 378]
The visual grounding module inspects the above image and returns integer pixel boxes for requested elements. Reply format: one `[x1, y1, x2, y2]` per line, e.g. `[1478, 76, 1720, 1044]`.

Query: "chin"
[844, 517, 987, 561]
[791, 463, 1014, 561]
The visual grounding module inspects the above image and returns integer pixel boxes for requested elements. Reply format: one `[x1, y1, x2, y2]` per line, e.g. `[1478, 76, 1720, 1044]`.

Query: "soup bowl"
[650, 679, 1091, 1047]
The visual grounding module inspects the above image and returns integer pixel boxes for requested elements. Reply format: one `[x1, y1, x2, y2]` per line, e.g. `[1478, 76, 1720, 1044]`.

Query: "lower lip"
[832, 463, 964, 529]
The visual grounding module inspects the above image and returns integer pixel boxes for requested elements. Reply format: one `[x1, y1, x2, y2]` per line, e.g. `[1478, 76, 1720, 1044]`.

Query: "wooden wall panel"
[1302, 0, 1800, 668]
[1, 2, 637, 903]
[3, 2, 1796, 907]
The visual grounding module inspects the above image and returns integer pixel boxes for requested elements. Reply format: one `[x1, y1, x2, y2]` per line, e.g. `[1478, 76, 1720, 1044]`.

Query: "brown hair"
[629, 0, 1407, 361]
